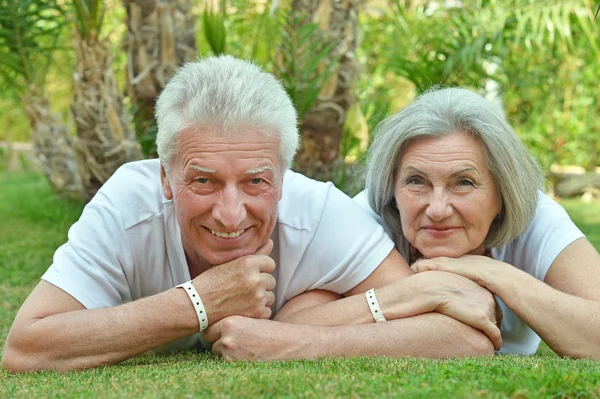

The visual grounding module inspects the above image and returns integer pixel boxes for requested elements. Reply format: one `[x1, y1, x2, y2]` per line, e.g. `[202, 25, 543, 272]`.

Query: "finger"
[257, 256, 276, 273]
[211, 339, 224, 358]
[495, 300, 504, 329]
[411, 259, 436, 273]
[256, 239, 274, 256]
[261, 272, 277, 291]
[264, 290, 275, 307]
[204, 319, 223, 343]
[484, 321, 503, 351]
[480, 305, 502, 351]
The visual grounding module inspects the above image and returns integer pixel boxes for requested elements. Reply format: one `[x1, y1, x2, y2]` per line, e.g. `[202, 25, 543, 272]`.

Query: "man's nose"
[213, 185, 247, 229]
[425, 188, 453, 221]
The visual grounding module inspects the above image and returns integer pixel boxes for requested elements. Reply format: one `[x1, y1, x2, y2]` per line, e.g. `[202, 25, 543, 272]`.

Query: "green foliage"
[219, 0, 282, 64]
[350, 0, 600, 175]
[201, 2, 339, 122]
[384, 0, 497, 91]
[202, 3, 226, 55]
[275, 14, 338, 120]
[1, 0, 599, 176]
[0, 0, 66, 91]
[71, 0, 105, 38]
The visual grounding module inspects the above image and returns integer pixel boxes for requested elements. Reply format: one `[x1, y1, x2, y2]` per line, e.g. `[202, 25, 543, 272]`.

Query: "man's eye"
[250, 178, 263, 184]
[197, 177, 209, 184]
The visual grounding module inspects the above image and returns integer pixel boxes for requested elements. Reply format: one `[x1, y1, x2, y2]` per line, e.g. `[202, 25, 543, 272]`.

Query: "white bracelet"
[365, 288, 387, 323]
[177, 281, 209, 332]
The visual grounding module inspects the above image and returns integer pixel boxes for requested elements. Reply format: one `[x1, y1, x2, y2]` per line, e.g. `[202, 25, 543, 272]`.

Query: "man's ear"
[160, 164, 173, 200]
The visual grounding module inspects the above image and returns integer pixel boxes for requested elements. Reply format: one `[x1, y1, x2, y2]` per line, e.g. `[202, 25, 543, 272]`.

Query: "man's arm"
[2, 244, 276, 373]
[205, 315, 493, 361]
[1, 281, 199, 372]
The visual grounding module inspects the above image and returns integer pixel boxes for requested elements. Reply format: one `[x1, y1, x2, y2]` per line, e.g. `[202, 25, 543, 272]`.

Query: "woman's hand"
[399, 271, 502, 350]
[411, 255, 506, 292]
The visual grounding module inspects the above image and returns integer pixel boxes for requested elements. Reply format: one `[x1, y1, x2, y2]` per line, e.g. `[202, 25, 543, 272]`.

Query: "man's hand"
[193, 240, 276, 324]
[204, 316, 313, 361]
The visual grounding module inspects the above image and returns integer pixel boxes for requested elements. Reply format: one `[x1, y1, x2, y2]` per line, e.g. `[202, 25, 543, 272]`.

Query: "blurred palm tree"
[287, 0, 362, 182]
[0, 0, 82, 197]
[71, 0, 142, 201]
[122, 0, 197, 156]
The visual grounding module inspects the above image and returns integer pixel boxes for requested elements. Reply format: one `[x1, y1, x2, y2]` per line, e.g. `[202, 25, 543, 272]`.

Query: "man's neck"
[184, 249, 212, 279]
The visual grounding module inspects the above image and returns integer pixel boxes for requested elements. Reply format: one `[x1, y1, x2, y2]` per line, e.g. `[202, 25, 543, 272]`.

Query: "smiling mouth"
[208, 228, 246, 239]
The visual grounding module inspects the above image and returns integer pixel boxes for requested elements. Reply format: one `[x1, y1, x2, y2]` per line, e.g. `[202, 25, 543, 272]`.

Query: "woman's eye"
[197, 177, 209, 184]
[458, 179, 475, 187]
[406, 176, 423, 185]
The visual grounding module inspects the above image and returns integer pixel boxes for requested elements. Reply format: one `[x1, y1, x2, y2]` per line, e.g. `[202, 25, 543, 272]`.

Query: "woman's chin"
[418, 248, 465, 259]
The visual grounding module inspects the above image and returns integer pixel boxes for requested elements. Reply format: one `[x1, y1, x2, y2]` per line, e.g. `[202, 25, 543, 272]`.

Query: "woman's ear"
[160, 164, 173, 200]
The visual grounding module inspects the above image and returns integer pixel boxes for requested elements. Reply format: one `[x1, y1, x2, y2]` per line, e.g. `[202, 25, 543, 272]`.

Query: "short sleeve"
[42, 192, 133, 309]
[493, 192, 584, 281]
[295, 186, 395, 294]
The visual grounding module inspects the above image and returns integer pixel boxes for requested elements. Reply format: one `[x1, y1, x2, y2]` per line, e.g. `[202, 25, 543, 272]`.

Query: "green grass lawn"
[2, 172, 600, 398]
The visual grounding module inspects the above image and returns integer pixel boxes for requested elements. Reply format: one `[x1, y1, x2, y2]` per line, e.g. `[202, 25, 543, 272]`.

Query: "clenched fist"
[192, 240, 276, 325]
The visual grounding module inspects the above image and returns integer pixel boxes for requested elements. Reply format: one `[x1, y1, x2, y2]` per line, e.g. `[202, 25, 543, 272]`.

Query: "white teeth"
[210, 228, 244, 238]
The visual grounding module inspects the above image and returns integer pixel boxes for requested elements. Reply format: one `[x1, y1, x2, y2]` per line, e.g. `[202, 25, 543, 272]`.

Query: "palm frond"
[71, 0, 104, 39]
[202, 5, 226, 55]
[276, 13, 339, 119]
[0, 0, 67, 90]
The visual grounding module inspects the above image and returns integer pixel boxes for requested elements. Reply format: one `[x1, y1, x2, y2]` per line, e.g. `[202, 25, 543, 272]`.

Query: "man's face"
[161, 126, 283, 269]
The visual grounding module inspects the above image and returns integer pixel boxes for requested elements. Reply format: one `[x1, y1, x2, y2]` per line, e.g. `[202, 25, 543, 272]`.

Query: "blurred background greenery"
[0, 0, 598, 199]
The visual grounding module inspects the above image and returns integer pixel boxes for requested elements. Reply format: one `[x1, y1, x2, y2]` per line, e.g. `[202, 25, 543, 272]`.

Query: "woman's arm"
[274, 250, 502, 351]
[412, 238, 600, 359]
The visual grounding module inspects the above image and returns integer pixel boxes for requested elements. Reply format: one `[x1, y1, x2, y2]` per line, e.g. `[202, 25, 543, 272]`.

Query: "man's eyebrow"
[188, 165, 216, 174]
[245, 166, 273, 175]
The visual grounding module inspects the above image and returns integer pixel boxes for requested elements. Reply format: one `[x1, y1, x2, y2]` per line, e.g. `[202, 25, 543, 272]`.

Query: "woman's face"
[394, 131, 502, 259]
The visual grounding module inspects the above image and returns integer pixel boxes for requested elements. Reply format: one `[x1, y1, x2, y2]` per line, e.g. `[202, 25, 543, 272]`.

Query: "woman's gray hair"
[155, 55, 299, 173]
[366, 87, 544, 248]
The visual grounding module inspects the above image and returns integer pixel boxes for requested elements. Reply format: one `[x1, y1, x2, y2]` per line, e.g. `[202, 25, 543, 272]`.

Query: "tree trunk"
[23, 88, 83, 198]
[122, 0, 197, 156]
[71, 30, 143, 202]
[290, 0, 361, 182]
[553, 172, 600, 198]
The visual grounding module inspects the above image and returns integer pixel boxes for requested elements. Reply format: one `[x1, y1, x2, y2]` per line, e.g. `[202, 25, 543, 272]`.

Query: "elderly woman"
[353, 87, 600, 357]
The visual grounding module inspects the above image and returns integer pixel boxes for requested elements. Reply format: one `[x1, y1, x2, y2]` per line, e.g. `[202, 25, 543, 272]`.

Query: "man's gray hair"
[366, 87, 544, 248]
[155, 55, 299, 173]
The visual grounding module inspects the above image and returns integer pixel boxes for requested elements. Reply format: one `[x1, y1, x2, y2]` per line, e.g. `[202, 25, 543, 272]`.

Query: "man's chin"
[204, 247, 259, 266]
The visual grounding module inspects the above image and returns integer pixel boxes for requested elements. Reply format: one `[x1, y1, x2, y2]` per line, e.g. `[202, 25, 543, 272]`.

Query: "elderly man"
[2, 56, 499, 372]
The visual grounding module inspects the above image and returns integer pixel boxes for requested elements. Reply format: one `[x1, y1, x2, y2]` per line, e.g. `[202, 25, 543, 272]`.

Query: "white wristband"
[177, 281, 209, 332]
[365, 288, 387, 323]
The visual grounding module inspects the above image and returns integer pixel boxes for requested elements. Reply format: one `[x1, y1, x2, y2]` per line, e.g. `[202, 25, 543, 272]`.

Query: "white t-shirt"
[354, 190, 584, 355]
[42, 160, 394, 352]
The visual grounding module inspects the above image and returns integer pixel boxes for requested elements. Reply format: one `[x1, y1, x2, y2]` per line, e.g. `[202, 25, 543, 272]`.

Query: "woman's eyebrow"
[403, 166, 428, 177]
[449, 167, 479, 177]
